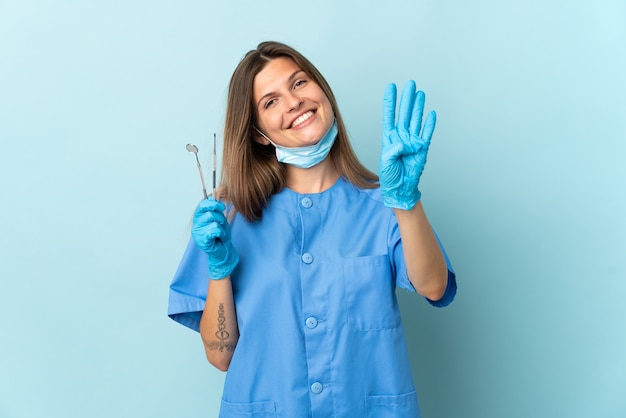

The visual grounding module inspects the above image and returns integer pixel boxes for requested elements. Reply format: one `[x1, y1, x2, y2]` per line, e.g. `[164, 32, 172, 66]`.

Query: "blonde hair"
[220, 41, 378, 221]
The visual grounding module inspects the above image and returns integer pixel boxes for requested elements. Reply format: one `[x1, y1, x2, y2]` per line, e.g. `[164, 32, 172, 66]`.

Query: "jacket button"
[310, 382, 323, 394]
[305, 317, 318, 329]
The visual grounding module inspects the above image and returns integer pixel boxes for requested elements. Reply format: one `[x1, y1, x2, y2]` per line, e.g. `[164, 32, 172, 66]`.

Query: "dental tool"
[212, 133, 217, 198]
[186, 143, 208, 199]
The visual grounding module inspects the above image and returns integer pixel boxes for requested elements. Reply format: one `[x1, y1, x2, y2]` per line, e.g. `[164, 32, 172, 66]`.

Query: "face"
[253, 57, 334, 148]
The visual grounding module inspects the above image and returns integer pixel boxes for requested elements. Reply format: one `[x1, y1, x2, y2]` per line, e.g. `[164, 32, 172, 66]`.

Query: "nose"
[286, 92, 303, 111]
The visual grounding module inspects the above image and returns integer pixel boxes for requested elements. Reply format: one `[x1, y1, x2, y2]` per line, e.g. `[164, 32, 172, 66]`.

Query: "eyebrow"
[256, 69, 306, 108]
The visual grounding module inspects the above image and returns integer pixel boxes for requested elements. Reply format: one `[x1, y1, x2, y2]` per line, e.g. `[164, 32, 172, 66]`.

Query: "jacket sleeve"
[168, 237, 210, 332]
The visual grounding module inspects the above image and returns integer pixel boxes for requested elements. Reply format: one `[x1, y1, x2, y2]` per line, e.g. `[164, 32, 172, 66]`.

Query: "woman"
[169, 41, 456, 417]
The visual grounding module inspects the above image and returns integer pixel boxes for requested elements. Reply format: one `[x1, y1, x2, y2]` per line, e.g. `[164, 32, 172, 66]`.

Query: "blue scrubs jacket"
[169, 177, 456, 418]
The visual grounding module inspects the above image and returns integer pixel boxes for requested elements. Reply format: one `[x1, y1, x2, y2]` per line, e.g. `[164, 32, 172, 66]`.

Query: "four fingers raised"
[383, 80, 435, 142]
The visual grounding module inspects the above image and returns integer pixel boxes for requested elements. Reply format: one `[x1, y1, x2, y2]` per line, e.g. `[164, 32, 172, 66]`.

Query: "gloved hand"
[192, 197, 239, 279]
[380, 80, 436, 210]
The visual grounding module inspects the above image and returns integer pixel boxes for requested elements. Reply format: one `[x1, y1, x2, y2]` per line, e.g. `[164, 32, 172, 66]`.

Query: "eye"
[293, 79, 307, 89]
[263, 98, 276, 109]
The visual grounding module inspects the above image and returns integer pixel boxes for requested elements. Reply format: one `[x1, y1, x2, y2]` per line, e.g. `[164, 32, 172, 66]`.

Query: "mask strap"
[253, 127, 275, 145]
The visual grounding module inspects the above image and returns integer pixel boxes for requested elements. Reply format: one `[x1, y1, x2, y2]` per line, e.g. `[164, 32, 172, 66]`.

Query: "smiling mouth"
[290, 111, 315, 128]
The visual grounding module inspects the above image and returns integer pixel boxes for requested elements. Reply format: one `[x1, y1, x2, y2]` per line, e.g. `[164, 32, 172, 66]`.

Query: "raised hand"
[380, 80, 436, 210]
[192, 198, 239, 279]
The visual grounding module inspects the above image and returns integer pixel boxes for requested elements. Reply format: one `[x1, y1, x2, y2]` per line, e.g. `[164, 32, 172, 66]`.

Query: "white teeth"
[291, 111, 313, 128]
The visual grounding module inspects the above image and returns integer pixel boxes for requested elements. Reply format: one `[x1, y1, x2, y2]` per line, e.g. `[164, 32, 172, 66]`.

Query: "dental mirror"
[186, 143, 208, 199]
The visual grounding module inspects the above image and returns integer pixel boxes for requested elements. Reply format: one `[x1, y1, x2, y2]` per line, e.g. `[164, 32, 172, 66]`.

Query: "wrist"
[392, 199, 423, 218]
[382, 190, 421, 211]
[208, 245, 240, 280]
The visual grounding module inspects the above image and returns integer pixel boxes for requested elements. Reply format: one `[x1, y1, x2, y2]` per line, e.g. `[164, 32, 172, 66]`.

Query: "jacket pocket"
[344, 254, 401, 331]
[219, 399, 276, 417]
[366, 391, 421, 418]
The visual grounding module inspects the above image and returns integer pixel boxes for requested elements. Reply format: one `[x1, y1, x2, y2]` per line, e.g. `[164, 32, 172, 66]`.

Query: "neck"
[284, 158, 339, 194]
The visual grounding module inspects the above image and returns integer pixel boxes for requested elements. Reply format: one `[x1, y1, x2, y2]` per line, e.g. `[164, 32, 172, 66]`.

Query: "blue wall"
[1, 1, 624, 417]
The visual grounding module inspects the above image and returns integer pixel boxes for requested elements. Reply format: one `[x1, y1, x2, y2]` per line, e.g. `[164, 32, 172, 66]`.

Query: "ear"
[252, 126, 271, 145]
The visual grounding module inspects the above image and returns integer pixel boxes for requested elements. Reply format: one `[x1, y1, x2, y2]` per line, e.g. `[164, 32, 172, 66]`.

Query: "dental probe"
[212, 133, 217, 198]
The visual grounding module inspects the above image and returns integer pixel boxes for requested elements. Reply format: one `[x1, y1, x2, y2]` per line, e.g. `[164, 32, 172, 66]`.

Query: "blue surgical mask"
[255, 118, 338, 169]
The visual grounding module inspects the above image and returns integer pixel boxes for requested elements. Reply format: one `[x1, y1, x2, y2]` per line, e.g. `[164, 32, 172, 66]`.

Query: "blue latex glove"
[192, 197, 239, 280]
[380, 80, 436, 210]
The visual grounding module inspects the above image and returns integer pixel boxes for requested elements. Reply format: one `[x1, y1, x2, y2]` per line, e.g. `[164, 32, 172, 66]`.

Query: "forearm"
[394, 201, 448, 300]
[200, 277, 239, 371]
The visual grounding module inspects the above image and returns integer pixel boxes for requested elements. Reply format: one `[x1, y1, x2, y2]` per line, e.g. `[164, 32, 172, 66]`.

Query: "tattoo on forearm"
[208, 303, 236, 352]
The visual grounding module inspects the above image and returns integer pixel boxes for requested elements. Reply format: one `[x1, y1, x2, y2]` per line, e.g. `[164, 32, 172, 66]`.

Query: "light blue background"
[1, 1, 624, 417]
